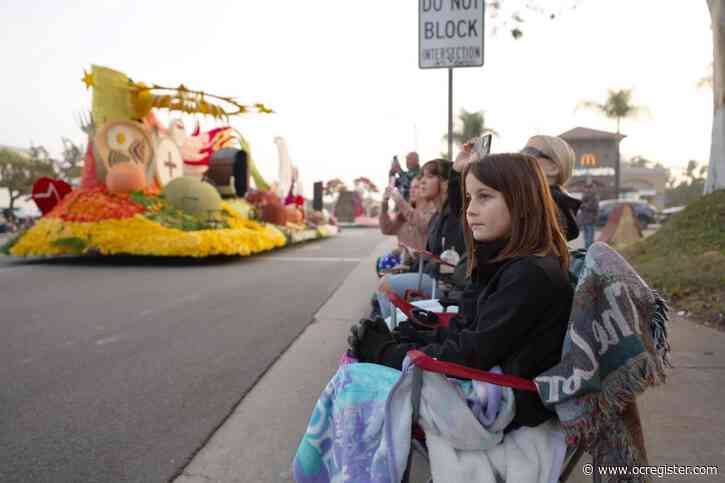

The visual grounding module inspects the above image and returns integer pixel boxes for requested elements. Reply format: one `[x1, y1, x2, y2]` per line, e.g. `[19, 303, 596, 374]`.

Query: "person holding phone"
[388, 152, 421, 202]
[377, 176, 433, 268]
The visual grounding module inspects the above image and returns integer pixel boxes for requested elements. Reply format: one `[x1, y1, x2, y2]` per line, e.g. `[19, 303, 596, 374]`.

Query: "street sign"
[419, 0, 485, 69]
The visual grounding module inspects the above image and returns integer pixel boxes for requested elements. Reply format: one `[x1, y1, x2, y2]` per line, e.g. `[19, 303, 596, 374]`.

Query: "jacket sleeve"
[447, 171, 463, 219]
[379, 210, 403, 235]
[396, 198, 435, 241]
[420, 260, 556, 370]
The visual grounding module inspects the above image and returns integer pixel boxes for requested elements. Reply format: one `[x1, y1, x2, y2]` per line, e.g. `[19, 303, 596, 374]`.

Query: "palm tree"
[578, 89, 646, 198]
[577, 89, 645, 134]
[442, 109, 497, 159]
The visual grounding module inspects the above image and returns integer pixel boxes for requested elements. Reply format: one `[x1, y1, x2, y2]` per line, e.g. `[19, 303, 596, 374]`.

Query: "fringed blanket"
[293, 360, 565, 483]
[535, 242, 670, 480]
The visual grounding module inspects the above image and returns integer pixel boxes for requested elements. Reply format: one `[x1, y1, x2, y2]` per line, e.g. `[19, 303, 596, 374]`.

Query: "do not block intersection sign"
[419, 0, 485, 69]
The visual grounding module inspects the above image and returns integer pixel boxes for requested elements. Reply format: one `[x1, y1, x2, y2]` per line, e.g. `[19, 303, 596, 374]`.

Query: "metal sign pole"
[448, 68, 453, 161]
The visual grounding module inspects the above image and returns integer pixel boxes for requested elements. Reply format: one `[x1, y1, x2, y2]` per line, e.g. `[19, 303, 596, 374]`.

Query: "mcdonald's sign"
[581, 153, 598, 167]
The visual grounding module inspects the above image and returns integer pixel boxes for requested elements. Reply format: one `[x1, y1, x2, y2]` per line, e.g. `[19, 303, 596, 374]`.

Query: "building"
[560, 127, 667, 210]
[559, 127, 624, 200]
[620, 165, 668, 210]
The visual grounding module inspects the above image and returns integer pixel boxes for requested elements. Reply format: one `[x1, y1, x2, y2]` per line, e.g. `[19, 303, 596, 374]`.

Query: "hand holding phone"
[472, 133, 493, 159]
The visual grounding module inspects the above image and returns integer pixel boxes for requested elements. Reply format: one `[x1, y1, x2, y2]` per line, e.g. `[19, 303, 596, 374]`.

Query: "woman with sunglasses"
[521, 135, 581, 242]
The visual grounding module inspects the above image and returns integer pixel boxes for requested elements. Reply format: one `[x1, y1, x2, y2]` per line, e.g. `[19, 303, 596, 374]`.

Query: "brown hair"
[461, 153, 570, 276]
[421, 158, 451, 181]
[420, 158, 451, 209]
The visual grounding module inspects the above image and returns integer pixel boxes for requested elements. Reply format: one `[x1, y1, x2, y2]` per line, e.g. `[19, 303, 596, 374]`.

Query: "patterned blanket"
[293, 359, 566, 483]
[535, 242, 670, 478]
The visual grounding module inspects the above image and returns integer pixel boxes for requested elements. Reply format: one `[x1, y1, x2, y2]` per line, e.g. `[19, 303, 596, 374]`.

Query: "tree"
[624, 155, 652, 168]
[323, 178, 348, 197]
[705, 1, 725, 193]
[441, 108, 497, 159]
[57, 138, 84, 184]
[665, 160, 708, 207]
[578, 89, 646, 134]
[578, 88, 646, 198]
[0, 148, 57, 210]
[353, 177, 379, 195]
[486, 1, 581, 39]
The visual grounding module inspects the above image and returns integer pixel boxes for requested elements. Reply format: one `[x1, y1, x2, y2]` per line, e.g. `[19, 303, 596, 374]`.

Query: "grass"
[619, 190, 725, 329]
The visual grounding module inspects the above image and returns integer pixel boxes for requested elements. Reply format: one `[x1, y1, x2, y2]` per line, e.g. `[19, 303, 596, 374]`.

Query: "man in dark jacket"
[389, 152, 421, 202]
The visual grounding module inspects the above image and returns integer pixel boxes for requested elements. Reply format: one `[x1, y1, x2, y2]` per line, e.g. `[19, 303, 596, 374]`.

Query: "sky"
[0, 0, 714, 207]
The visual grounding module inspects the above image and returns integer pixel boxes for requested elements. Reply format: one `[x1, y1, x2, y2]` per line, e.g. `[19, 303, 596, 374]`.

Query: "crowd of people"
[355, 135, 584, 425]
[294, 134, 608, 481]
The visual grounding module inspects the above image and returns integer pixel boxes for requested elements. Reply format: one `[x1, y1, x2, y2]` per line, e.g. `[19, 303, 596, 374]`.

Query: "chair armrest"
[384, 290, 455, 328]
[407, 350, 538, 393]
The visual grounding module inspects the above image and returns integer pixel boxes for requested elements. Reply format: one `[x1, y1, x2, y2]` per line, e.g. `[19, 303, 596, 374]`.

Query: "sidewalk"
[175, 237, 725, 482]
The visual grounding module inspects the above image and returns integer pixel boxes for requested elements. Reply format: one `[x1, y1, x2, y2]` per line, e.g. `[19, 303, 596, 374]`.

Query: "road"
[0, 228, 385, 483]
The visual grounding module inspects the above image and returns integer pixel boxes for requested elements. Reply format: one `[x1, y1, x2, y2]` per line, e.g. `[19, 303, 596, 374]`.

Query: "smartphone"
[473, 133, 493, 158]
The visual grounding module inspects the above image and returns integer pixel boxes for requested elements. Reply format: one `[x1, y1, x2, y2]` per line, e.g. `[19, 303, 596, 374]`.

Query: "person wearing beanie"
[521, 135, 581, 241]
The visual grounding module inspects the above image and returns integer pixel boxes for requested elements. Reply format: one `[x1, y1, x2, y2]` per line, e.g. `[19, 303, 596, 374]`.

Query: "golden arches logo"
[581, 153, 598, 167]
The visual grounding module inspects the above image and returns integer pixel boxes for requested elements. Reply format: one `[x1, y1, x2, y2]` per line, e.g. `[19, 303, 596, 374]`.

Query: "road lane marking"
[261, 257, 361, 263]
[0, 265, 43, 274]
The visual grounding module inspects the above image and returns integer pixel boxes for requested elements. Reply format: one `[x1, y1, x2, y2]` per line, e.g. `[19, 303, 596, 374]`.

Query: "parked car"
[596, 200, 658, 228]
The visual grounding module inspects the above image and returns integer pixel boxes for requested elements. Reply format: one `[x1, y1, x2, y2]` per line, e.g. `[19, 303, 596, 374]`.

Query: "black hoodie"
[380, 241, 573, 427]
[550, 185, 581, 241]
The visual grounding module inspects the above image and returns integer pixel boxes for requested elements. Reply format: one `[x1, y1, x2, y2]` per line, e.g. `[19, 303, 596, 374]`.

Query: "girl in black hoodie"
[350, 153, 574, 428]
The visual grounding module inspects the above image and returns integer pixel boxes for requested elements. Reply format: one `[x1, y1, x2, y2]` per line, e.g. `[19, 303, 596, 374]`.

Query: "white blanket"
[389, 361, 567, 483]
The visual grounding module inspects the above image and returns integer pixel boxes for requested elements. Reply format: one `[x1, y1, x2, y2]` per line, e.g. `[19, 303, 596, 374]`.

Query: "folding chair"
[403, 350, 584, 483]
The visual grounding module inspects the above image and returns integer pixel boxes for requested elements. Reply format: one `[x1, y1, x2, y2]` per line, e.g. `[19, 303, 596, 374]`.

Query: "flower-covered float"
[3, 65, 337, 257]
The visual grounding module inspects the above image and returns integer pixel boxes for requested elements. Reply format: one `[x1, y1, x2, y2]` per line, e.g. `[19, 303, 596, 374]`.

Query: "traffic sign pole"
[419, 1, 484, 161]
[448, 68, 453, 161]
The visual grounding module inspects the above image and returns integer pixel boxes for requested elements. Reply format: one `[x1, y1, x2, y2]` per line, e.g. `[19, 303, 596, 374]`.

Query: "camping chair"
[402, 350, 584, 483]
[383, 243, 668, 482]
[379, 243, 462, 326]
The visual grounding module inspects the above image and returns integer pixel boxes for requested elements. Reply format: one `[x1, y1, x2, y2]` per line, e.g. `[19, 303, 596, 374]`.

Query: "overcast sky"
[0, 0, 713, 204]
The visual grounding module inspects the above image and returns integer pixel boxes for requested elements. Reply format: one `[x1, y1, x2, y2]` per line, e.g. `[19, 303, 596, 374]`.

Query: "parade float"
[2, 65, 337, 257]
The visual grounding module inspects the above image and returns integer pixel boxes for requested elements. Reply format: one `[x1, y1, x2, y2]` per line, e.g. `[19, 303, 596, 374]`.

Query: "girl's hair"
[421, 158, 452, 181]
[420, 158, 452, 209]
[461, 153, 570, 276]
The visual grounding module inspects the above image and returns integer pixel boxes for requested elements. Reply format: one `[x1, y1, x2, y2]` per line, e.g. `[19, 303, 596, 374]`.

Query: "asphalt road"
[0, 228, 385, 483]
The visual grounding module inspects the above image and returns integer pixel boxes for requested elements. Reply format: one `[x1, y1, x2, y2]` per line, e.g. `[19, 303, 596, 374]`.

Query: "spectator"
[376, 159, 450, 318]
[350, 153, 573, 428]
[521, 135, 581, 241]
[379, 176, 437, 261]
[577, 181, 600, 249]
[389, 152, 421, 202]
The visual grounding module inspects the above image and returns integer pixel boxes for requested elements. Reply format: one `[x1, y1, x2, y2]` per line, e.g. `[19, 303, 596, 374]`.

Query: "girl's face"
[465, 172, 512, 242]
[417, 168, 442, 201]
